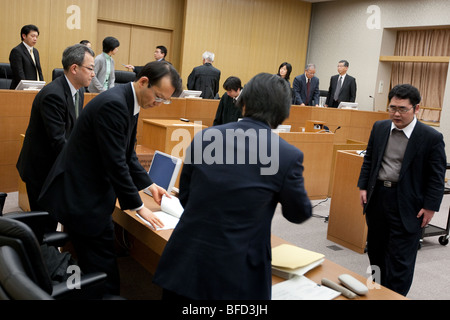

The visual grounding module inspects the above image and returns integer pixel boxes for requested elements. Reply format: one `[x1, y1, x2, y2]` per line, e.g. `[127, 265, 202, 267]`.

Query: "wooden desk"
[112, 191, 407, 300]
[327, 150, 368, 253]
[279, 132, 334, 199]
[142, 119, 206, 159]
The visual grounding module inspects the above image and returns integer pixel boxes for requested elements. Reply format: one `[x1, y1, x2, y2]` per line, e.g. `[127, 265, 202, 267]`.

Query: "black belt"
[378, 180, 398, 188]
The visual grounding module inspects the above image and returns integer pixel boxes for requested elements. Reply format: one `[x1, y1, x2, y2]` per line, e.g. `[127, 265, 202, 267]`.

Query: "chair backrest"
[0, 63, 12, 90]
[0, 217, 53, 294]
[0, 245, 53, 300]
[0, 193, 6, 216]
[52, 68, 64, 81]
[115, 70, 136, 84]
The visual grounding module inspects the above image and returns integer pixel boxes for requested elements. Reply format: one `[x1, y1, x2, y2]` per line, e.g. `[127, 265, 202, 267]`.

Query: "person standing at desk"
[212, 76, 243, 126]
[16, 44, 95, 227]
[325, 59, 356, 108]
[293, 63, 320, 107]
[88, 36, 120, 93]
[125, 45, 169, 75]
[39, 61, 183, 296]
[358, 84, 446, 296]
[187, 51, 221, 99]
[153, 73, 312, 300]
[9, 24, 44, 89]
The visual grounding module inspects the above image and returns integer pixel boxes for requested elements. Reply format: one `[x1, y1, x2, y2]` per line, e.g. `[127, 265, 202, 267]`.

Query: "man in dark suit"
[187, 51, 221, 99]
[16, 44, 95, 224]
[358, 84, 446, 296]
[153, 73, 312, 300]
[325, 60, 357, 108]
[124, 45, 169, 75]
[9, 24, 44, 89]
[293, 64, 320, 106]
[39, 61, 182, 296]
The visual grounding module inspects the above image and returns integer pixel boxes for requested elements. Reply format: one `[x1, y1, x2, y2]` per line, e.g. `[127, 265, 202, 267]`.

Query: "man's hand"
[417, 208, 435, 228]
[137, 206, 164, 230]
[148, 183, 171, 206]
[359, 190, 367, 207]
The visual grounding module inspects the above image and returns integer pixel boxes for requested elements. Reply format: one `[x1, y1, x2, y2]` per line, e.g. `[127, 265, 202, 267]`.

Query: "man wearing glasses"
[39, 61, 182, 297]
[17, 44, 95, 230]
[358, 84, 446, 296]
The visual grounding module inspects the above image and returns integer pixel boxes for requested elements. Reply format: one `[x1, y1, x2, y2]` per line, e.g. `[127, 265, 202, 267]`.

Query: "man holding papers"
[153, 73, 312, 300]
[39, 61, 182, 297]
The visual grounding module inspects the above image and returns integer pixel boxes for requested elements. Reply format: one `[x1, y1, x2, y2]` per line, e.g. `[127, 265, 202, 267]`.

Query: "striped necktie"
[29, 48, 40, 81]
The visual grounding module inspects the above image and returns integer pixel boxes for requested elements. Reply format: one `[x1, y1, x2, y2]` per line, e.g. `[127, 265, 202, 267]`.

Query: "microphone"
[369, 95, 375, 111]
[334, 126, 341, 133]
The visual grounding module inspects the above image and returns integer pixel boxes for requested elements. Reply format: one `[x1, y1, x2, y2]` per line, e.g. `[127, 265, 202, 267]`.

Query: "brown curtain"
[391, 29, 450, 124]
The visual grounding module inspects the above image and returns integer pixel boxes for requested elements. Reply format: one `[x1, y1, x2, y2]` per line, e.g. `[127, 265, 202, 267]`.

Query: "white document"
[272, 275, 341, 300]
[272, 258, 325, 279]
[135, 195, 184, 231]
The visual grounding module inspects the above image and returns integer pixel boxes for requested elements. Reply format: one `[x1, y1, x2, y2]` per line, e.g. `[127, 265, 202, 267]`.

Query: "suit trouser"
[365, 182, 422, 296]
[67, 221, 120, 296]
[26, 181, 58, 232]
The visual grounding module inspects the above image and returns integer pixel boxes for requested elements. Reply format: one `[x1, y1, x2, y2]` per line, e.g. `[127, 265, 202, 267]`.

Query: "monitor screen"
[338, 102, 358, 110]
[15, 80, 46, 91]
[179, 90, 202, 98]
[147, 151, 182, 193]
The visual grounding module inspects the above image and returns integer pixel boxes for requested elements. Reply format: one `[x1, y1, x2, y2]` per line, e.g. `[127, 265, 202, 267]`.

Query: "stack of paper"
[136, 195, 184, 230]
[271, 244, 325, 279]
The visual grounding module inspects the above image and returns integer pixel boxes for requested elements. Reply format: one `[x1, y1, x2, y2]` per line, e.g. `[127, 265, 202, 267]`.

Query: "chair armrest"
[43, 231, 70, 247]
[51, 272, 107, 300]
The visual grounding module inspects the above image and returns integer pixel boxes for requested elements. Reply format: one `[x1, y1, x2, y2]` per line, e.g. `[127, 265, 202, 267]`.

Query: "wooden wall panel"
[0, 0, 98, 84]
[97, 0, 185, 70]
[181, 0, 311, 95]
[96, 20, 132, 67]
[129, 25, 173, 67]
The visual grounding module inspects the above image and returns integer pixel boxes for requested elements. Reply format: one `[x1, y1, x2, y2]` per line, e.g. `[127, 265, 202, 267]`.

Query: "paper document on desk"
[136, 195, 184, 230]
[271, 244, 325, 279]
[272, 275, 340, 300]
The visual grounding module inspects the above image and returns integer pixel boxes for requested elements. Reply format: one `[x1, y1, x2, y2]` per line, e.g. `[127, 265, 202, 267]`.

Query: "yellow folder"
[272, 244, 325, 269]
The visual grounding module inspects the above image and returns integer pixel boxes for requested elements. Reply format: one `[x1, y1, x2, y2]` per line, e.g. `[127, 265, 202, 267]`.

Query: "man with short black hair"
[325, 59, 357, 108]
[358, 84, 446, 296]
[39, 61, 183, 296]
[9, 24, 44, 89]
[212, 76, 243, 126]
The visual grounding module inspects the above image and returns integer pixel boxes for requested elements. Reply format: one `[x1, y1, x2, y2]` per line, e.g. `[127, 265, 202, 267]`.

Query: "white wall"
[307, 0, 450, 157]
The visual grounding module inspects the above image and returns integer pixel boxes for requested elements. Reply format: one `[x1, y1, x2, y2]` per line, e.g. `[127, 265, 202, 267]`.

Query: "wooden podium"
[327, 150, 367, 253]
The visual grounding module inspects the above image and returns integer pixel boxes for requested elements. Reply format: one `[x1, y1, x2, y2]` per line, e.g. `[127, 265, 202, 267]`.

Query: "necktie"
[74, 91, 80, 118]
[29, 49, 40, 81]
[334, 76, 342, 101]
[306, 78, 311, 105]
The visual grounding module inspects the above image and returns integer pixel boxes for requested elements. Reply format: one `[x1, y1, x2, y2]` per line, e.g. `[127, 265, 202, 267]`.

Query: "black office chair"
[0, 63, 13, 89]
[115, 70, 136, 84]
[0, 215, 107, 299]
[51, 68, 64, 81]
[0, 245, 53, 300]
[0, 193, 6, 215]
[0, 192, 69, 248]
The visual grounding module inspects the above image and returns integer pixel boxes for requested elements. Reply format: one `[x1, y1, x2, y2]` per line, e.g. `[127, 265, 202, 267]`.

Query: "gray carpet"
[3, 191, 449, 300]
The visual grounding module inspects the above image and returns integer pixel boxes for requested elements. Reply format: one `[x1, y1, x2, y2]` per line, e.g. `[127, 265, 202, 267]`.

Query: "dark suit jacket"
[187, 63, 221, 99]
[357, 119, 446, 233]
[292, 74, 320, 106]
[212, 93, 242, 126]
[153, 117, 312, 299]
[9, 43, 44, 89]
[39, 83, 151, 237]
[16, 75, 82, 192]
[325, 74, 356, 107]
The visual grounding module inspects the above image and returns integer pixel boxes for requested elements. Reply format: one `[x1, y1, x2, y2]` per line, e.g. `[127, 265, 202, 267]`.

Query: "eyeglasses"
[80, 65, 95, 72]
[388, 105, 415, 114]
[150, 86, 171, 104]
